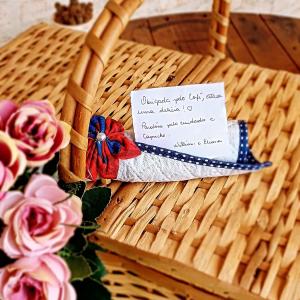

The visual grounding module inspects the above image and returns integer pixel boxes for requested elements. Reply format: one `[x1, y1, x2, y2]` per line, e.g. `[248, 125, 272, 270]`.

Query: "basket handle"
[58, 0, 231, 182]
[209, 0, 231, 57]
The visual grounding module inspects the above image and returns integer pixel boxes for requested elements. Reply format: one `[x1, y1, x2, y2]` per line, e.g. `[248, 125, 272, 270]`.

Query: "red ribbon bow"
[86, 116, 141, 180]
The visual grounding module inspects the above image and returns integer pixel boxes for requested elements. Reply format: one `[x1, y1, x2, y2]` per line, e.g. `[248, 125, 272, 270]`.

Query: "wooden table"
[122, 13, 300, 73]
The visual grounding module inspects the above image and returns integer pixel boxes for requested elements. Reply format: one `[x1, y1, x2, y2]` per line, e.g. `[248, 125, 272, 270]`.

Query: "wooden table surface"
[121, 13, 300, 73]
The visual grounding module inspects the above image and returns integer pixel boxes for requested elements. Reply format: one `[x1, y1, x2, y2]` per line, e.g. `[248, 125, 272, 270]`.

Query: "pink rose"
[0, 131, 26, 197]
[0, 174, 82, 258]
[0, 254, 76, 300]
[0, 100, 17, 130]
[0, 99, 70, 167]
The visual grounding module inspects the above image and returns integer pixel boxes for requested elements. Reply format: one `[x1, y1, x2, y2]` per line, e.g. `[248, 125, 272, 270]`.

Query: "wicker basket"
[58, 0, 231, 182]
[99, 250, 225, 299]
[1, 0, 300, 299]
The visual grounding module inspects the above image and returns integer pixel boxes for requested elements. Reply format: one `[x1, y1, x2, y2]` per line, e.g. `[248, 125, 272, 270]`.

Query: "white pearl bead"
[96, 132, 106, 141]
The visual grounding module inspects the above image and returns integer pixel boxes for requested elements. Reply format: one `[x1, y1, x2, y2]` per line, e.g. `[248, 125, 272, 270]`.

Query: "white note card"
[131, 82, 230, 158]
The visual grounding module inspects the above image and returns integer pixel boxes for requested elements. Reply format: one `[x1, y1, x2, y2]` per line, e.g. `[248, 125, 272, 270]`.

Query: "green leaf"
[73, 278, 111, 300]
[65, 229, 88, 254]
[58, 180, 86, 198]
[58, 248, 72, 258]
[82, 187, 111, 223]
[0, 250, 15, 268]
[65, 255, 92, 281]
[83, 242, 107, 279]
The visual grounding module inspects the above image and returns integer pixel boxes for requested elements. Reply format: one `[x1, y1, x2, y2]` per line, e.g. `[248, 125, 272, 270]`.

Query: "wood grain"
[230, 14, 298, 72]
[121, 19, 154, 45]
[227, 22, 255, 64]
[262, 15, 300, 70]
[121, 13, 300, 73]
[149, 13, 211, 54]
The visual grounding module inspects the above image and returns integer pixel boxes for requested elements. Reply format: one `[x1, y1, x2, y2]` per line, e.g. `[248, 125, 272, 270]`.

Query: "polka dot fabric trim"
[237, 121, 258, 164]
[136, 121, 271, 171]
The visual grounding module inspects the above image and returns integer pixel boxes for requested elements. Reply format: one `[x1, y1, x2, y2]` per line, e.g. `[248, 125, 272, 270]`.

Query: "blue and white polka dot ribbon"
[115, 120, 271, 182]
[136, 121, 270, 172]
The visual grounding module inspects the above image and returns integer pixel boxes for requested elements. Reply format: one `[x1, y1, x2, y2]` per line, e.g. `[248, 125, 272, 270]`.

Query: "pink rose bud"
[0, 131, 26, 197]
[0, 254, 76, 300]
[0, 174, 82, 258]
[4, 100, 70, 167]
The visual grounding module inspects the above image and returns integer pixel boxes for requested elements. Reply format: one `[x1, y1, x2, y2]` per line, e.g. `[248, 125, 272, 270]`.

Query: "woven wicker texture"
[100, 251, 223, 299]
[58, 0, 232, 182]
[96, 45, 300, 298]
[90, 30, 300, 300]
[0, 24, 83, 114]
[1, 20, 300, 300]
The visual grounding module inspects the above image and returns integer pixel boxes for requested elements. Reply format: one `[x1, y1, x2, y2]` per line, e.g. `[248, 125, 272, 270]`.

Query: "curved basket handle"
[209, 0, 231, 57]
[59, 0, 231, 182]
[59, 0, 143, 182]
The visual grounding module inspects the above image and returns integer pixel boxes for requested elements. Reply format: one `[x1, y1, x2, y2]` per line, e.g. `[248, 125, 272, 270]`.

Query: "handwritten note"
[131, 82, 230, 158]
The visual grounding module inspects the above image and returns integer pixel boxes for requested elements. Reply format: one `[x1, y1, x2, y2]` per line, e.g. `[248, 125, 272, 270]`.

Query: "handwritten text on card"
[131, 83, 230, 158]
